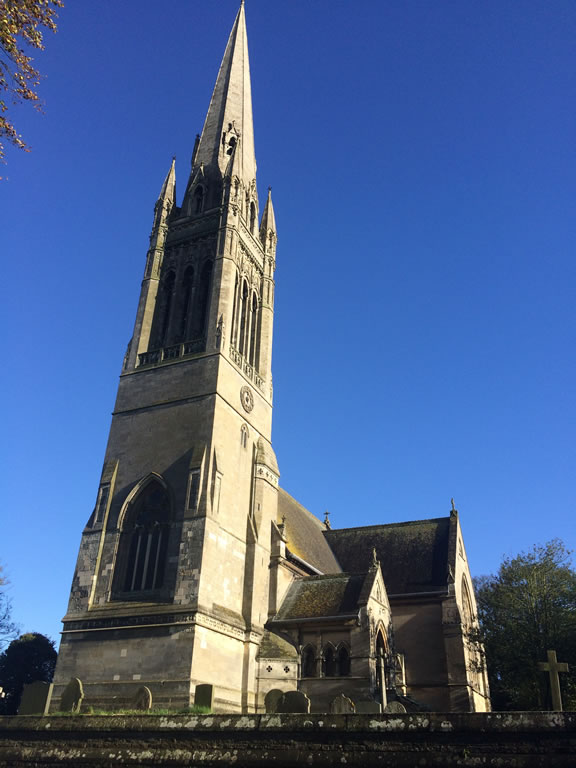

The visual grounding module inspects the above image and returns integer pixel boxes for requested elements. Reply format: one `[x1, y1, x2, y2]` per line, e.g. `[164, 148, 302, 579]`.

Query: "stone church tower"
[52, 3, 279, 712]
[52, 4, 490, 715]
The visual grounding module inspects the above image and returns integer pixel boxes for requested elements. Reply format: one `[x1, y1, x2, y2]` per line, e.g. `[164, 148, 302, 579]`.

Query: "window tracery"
[115, 479, 171, 595]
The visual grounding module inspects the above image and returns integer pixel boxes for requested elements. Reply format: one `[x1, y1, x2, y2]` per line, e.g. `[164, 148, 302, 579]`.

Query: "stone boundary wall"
[0, 712, 574, 767]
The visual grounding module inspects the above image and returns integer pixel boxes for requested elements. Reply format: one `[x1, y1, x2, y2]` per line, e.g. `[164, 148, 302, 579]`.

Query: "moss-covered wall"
[0, 712, 574, 767]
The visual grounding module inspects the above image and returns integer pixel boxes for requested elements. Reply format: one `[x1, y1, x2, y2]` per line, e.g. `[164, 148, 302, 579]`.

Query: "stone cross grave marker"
[264, 688, 284, 714]
[60, 677, 84, 713]
[276, 690, 310, 713]
[329, 693, 356, 714]
[132, 685, 152, 711]
[538, 650, 569, 711]
[195, 683, 214, 711]
[18, 681, 54, 715]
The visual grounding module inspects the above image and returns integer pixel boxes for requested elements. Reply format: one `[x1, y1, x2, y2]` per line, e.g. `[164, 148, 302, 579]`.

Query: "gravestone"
[329, 693, 355, 714]
[132, 685, 152, 711]
[383, 701, 406, 714]
[264, 688, 284, 714]
[18, 681, 54, 715]
[195, 683, 214, 710]
[276, 690, 310, 713]
[60, 677, 84, 713]
[356, 700, 382, 714]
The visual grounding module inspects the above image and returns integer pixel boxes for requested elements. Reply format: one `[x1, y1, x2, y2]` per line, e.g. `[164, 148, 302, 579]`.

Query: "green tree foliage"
[474, 539, 576, 710]
[0, 565, 18, 649]
[0, 0, 63, 167]
[0, 632, 57, 714]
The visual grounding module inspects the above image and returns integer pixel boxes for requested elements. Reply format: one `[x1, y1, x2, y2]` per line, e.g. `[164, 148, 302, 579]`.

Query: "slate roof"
[277, 488, 341, 574]
[257, 629, 298, 659]
[273, 572, 366, 622]
[324, 517, 451, 596]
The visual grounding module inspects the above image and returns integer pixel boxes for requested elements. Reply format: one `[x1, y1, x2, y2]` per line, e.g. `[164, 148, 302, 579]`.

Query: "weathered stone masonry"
[1, 712, 575, 767]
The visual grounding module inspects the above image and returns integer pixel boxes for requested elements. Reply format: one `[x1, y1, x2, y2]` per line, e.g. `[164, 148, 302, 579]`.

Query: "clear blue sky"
[2, 1, 575, 647]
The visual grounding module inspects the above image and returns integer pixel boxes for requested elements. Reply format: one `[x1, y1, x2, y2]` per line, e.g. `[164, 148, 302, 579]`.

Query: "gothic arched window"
[231, 273, 239, 347]
[301, 646, 315, 678]
[375, 632, 387, 694]
[192, 261, 213, 339]
[194, 186, 204, 214]
[249, 293, 259, 367]
[159, 271, 175, 347]
[178, 266, 194, 341]
[116, 479, 171, 595]
[238, 280, 249, 356]
[322, 644, 337, 677]
[337, 644, 351, 676]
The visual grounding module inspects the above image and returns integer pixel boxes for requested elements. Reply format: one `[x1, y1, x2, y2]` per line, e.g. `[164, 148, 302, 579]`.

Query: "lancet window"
[375, 632, 387, 693]
[158, 270, 175, 347]
[320, 643, 350, 677]
[115, 479, 171, 596]
[177, 266, 194, 342]
[194, 186, 204, 214]
[337, 644, 351, 676]
[322, 644, 337, 677]
[231, 270, 260, 370]
[192, 261, 213, 339]
[301, 646, 316, 678]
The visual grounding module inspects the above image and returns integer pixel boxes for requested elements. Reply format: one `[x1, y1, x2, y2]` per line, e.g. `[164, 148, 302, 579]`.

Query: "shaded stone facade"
[51, 4, 489, 714]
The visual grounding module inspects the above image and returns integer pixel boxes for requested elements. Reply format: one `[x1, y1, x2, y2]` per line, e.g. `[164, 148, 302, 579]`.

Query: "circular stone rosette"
[240, 385, 254, 412]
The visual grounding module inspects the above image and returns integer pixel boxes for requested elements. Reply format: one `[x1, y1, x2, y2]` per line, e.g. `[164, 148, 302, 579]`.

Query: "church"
[51, 4, 490, 715]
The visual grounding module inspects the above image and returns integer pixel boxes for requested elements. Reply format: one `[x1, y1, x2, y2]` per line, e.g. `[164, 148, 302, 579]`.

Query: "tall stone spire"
[193, 2, 256, 184]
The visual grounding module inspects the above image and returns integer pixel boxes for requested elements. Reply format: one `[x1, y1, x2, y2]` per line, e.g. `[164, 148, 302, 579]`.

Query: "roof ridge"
[326, 516, 450, 534]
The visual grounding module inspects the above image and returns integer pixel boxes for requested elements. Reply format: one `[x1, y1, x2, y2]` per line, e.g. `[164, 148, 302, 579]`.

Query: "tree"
[0, 632, 57, 714]
[0, 0, 63, 166]
[0, 564, 18, 649]
[474, 539, 576, 711]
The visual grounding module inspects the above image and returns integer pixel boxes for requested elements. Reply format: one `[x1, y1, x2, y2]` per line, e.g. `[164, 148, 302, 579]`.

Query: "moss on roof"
[257, 629, 298, 659]
[278, 488, 341, 574]
[273, 573, 366, 622]
[324, 517, 451, 595]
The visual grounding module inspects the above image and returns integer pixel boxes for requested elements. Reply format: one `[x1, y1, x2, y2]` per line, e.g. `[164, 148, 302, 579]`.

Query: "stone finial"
[324, 510, 331, 530]
[278, 514, 287, 536]
[371, 547, 379, 568]
[450, 498, 458, 516]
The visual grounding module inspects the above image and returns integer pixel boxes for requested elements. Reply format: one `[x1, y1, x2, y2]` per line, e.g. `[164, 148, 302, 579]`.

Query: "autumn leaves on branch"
[0, 0, 63, 167]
